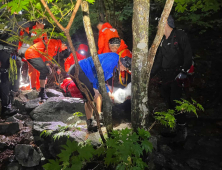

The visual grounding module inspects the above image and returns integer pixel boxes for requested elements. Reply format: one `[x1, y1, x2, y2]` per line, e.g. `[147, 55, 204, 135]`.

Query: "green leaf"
[86, 0, 95, 4]
[116, 163, 126, 170]
[137, 128, 151, 139]
[141, 140, 153, 153]
[43, 159, 61, 170]
[78, 143, 95, 161]
[131, 143, 143, 157]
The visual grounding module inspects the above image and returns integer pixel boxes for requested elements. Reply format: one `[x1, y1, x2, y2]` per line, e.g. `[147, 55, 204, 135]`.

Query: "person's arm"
[98, 32, 105, 54]
[150, 47, 163, 78]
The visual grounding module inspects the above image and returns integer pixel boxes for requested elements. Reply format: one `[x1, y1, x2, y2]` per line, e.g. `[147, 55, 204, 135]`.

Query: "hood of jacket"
[117, 40, 128, 54]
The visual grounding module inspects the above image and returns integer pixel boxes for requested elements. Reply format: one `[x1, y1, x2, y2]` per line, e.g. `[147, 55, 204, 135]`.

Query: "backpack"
[172, 29, 194, 75]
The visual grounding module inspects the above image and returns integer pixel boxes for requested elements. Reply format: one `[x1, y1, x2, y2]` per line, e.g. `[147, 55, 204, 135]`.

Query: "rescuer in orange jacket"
[64, 44, 88, 72]
[18, 22, 48, 90]
[97, 22, 119, 54]
[25, 39, 67, 100]
[108, 37, 132, 86]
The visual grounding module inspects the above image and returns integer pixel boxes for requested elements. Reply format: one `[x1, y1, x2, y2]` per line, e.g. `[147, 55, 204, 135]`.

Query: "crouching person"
[69, 52, 131, 132]
[25, 39, 67, 100]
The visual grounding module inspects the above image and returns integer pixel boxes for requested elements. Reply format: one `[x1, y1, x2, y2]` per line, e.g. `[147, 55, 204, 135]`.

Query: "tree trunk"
[81, 1, 113, 134]
[131, 0, 175, 131]
[131, 0, 150, 131]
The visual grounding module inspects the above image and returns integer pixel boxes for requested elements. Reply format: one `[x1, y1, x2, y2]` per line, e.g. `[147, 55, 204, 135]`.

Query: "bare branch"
[40, 0, 65, 31]
[66, 0, 82, 30]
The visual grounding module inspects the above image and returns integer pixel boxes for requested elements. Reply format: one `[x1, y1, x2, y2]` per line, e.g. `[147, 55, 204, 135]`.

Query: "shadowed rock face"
[30, 97, 86, 124]
[15, 144, 41, 167]
[0, 122, 20, 135]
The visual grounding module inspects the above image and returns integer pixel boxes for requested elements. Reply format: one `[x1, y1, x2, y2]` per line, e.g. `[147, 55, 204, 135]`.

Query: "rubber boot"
[38, 89, 48, 100]
[86, 119, 98, 132]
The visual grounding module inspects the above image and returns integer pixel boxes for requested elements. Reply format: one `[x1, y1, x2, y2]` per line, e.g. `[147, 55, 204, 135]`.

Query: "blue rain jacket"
[79, 52, 119, 92]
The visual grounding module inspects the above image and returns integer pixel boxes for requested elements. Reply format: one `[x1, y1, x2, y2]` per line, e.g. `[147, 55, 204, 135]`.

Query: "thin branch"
[66, 0, 82, 30]
[148, 121, 156, 131]
[40, 0, 64, 31]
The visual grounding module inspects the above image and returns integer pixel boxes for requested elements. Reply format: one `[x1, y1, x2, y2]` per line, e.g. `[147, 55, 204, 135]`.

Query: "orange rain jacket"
[64, 44, 88, 72]
[25, 39, 65, 61]
[18, 25, 48, 90]
[116, 39, 132, 78]
[98, 22, 119, 54]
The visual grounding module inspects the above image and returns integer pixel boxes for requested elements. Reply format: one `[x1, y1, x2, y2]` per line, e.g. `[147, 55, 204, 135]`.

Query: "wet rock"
[6, 162, 21, 170]
[0, 122, 20, 135]
[149, 136, 158, 151]
[38, 144, 51, 160]
[0, 135, 7, 150]
[168, 158, 187, 170]
[33, 121, 67, 135]
[153, 152, 166, 167]
[33, 136, 44, 146]
[197, 137, 220, 148]
[48, 129, 88, 157]
[184, 139, 196, 150]
[6, 116, 20, 123]
[113, 123, 131, 130]
[13, 114, 27, 120]
[186, 159, 201, 170]
[46, 89, 64, 97]
[25, 90, 39, 100]
[87, 132, 102, 147]
[30, 97, 85, 124]
[25, 98, 40, 112]
[5, 117, 23, 129]
[15, 144, 41, 167]
[36, 146, 46, 164]
[159, 145, 172, 154]
[13, 97, 26, 113]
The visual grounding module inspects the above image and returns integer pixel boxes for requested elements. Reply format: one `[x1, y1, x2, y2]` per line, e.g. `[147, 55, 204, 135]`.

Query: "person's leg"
[85, 102, 93, 119]
[28, 63, 36, 89]
[27, 58, 50, 100]
[69, 65, 98, 131]
[170, 80, 184, 124]
[93, 90, 102, 113]
[171, 80, 187, 142]
[161, 82, 172, 108]
[36, 70, 40, 90]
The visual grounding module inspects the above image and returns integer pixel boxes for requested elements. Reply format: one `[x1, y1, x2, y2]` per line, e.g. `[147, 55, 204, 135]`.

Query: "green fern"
[40, 130, 53, 138]
[155, 99, 204, 128]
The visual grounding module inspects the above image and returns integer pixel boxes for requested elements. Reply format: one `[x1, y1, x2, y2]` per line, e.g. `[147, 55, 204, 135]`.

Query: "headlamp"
[79, 50, 85, 55]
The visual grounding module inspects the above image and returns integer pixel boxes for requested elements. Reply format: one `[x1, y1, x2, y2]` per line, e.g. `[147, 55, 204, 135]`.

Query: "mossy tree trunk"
[131, 0, 175, 131]
[131, 0, 150, 131]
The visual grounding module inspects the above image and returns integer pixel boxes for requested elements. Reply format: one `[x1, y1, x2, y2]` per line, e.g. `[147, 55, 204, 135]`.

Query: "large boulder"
[25, 98, 40, 112]
[15, 144, 41, 167]
[25, 90, 39, 100]
[30, 97, 85, 124]
[13, 97, 26, 114]
[46, 89, 64, 97]
[0, 122, 20, 135]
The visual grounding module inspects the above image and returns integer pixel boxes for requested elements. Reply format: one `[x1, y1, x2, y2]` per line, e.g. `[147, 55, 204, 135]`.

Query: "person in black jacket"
[151, 15, 192, 142]
[0, 45, 18, 118]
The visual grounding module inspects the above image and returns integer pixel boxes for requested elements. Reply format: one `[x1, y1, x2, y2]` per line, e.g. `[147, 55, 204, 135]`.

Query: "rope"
[118, 50, 128, 87]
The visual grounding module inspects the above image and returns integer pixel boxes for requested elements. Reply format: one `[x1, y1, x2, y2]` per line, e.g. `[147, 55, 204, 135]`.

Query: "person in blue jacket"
[69, 52, 131, 132]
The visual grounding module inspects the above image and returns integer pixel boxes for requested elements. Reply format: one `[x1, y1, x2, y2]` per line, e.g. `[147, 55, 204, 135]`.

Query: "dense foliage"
[43, 128, 153, 170]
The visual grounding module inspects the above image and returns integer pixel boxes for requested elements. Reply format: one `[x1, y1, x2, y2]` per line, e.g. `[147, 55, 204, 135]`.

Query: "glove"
[175, 71, 187, 80]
